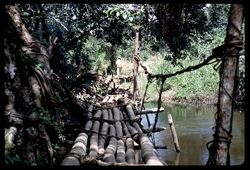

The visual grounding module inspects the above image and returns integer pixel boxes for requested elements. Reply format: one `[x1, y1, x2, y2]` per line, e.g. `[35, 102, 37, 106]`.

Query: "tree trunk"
[207, 4, 244, 165]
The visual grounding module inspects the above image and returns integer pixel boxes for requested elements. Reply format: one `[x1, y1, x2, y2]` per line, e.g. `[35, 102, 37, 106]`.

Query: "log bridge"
[61, 100, 167, 166]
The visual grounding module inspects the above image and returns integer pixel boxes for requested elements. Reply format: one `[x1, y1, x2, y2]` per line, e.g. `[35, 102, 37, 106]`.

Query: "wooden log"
[95, 160, 147, 166]
[102, 95, 110, 103]
[113, 107, 123, 138]
[120, 111, 130, 136]
[108, 109, 113, 120]
[168, 113, 181, 152]
[132, 122, 143, 134]
[124, 105, 164, 165]
[89, 110, 102, 158]
[87, 104, 93, 117]
[142, 127, 167, 133]
[61, 133, 88, 165]
[103, 125, 117, 163]
[116, 139, 126, 163]
[140, 107, 164, 114]
[62, 105, 93, 165]
[126, 123, 139, 138]
[126, 105, 136, 121]
[102, 109, 109, 120]
[98, 109, 109, 155]
[139, 134, 163, 165]
[125, 137, 136, 164]
[82, 84, 104, 100]
[84, 105, 94, 131]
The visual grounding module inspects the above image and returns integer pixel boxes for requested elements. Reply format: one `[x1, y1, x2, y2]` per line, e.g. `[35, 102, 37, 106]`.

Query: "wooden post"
[207, 4, 244, 165]
[133, 31, 140, 100]
[168, 113, 181, 152]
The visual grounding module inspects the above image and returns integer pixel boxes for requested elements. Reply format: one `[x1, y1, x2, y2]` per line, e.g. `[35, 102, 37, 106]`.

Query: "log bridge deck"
[61, 98, 167, 166]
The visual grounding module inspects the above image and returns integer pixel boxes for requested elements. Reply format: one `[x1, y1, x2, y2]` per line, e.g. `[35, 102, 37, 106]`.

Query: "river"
[141, 103, 245, 165]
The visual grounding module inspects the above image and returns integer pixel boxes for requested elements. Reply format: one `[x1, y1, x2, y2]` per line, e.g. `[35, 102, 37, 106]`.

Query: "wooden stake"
[168, 113, 180, 152]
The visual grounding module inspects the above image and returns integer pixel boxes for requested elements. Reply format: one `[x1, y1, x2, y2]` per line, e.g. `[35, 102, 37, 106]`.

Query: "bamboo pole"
[140, 134, 163, 165]
[125, 137, 136, 164]
[113, 107, 123, 138]
[142, 127, 166, 133]
[120, 111, 130, 137]
[61, 105, 94, 165]
[61, 133, 88, 165]
[98, 109, 109, 155]
[89, 110, 102, 158]
[140, 107, 164, 114]
[168, 113, 180, 152]
[103, 125, 117, 163]
[125, 104, 164, 165]
[116, 139, 126, 163]
[126, 105, 136, 121]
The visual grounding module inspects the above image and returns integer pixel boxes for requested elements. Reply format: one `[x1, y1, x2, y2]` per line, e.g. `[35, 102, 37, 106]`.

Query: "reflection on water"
[142, 103, 245, 165]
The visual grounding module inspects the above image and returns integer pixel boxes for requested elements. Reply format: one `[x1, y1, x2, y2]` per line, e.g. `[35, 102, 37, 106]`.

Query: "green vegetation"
[12, 4, 245, 102]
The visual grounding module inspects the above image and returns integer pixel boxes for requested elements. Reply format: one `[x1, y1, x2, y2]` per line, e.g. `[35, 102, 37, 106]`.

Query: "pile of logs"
[61, 104, 166, 166]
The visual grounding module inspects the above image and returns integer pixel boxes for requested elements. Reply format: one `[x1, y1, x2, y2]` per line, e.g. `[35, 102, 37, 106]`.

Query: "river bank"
[145, 89, 218, 106]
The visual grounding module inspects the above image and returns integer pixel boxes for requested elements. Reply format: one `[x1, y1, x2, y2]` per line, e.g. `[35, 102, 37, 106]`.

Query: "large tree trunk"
[4, 5, 58, 165]
[207, 4, 244, 165]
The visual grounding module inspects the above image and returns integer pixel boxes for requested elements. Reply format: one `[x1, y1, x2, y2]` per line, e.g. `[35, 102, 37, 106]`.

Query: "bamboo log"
[102, 109, 109, 120]
[168, 113, 180, 152]
[61, 105, 93, 165]
[116, 139, 126, 163]
[108, 109, 113, 120]
[125, 137, 136, 164]
[140, 107, 164, 114]
[96, 160, 147, 166]
[61, 133, 88, 165]
[125, 104, 164, 165]
[103, 125, 117, 163]
[113, 107, 123, 138]
[84, 105, 94, 131]
[126, 123, 139, 138]
[140, 134, 163, 165]
[120, 111, 130, 136]
[98, 109, 109, 155]
[126, 105, 136, 121]
[142, 127, 167, 133]
[89, 110, 102, 158]
[132, 122, 143, 134]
